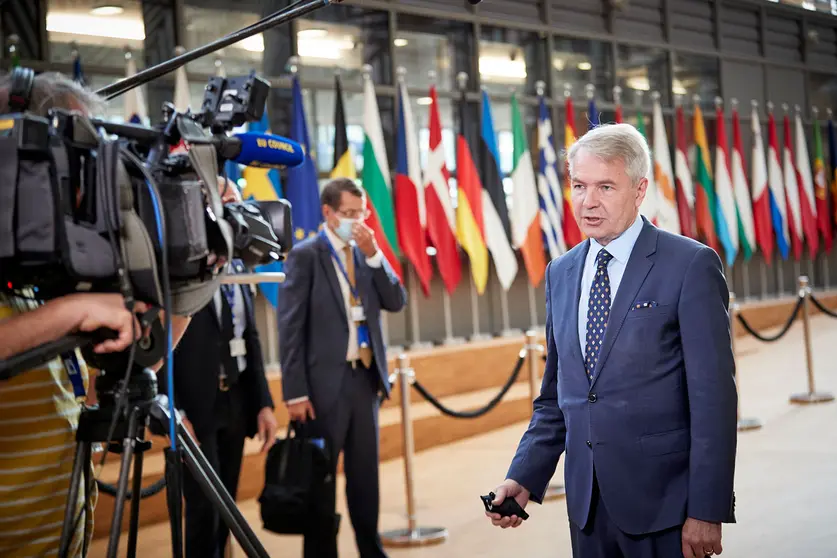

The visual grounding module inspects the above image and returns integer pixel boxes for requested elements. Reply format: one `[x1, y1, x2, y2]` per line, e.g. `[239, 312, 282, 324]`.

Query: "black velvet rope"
[808, 293, 837, 319]
[735, 297, 803, 343]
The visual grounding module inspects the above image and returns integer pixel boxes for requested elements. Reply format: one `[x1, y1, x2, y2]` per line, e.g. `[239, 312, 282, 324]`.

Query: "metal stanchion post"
[524, 331, 566, 501]
[381, 355, 448, 547]
[789, 276, 835, 404]
[729, 293, 762, 431]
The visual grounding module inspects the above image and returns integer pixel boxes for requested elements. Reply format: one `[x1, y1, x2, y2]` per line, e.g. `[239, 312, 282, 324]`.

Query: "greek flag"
[537, 94, 566, 259]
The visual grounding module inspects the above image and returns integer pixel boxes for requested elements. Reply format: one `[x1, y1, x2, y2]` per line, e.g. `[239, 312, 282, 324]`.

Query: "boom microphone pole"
[96, 0, 343, 101]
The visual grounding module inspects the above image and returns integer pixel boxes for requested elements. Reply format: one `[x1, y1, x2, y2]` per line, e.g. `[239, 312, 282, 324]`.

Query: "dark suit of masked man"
[486, 123, 737, 558]
[277, 178, 407, 558]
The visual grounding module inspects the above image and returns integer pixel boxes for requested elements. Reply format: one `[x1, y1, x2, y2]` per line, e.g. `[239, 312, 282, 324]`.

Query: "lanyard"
[320, 229, 360, 300]
[220, 284, 239, 331]
[61, 351, 86, 399]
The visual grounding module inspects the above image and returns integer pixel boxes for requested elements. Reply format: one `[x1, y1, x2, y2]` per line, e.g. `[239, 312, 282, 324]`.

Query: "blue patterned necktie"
[584, 249, 614, 380]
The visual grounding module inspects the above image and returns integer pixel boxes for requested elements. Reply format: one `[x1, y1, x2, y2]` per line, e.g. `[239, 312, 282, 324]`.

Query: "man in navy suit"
[486, 123, 737, 558]
[277, 178, 407, 558]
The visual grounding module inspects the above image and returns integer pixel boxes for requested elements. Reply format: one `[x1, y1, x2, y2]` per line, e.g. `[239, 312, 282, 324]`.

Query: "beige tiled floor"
[91, 313, 837, 557]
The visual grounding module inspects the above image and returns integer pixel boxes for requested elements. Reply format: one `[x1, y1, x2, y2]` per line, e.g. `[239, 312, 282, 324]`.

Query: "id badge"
[351, 305, 366, 323]
[229, 338, 247, 358]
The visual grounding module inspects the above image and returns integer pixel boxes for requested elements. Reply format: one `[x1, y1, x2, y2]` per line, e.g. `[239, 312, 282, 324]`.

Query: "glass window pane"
[182, 5, 265, 76]
[617, 45, 670, 108]
[553, 37, 614, 103]
[673, 53, 720, 110]
[47, 0, 145, 67]
[809, 72, 837, 112]
[394, 14, 475, 92]
[295, 7, 391, 85]
[479, 27, 548, 97]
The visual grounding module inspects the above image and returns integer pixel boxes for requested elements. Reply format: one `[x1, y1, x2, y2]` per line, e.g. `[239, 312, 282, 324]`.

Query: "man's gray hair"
[0, 71, 104, 117]
[567, 123, 651, 185]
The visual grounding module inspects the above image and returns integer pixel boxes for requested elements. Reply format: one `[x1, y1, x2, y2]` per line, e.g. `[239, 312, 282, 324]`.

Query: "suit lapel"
[591, 222, 658, 388]
[564, 241, 589, 372]
[317, 236, 349, 322]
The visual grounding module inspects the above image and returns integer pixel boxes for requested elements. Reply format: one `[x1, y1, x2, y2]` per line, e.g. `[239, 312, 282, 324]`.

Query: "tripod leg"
[58, 441, 89, 558]
[164, 446, 185, 558]
[178, 429, 269, 558]
[126, 428, 146, 558]
[107, 406, 141, 558]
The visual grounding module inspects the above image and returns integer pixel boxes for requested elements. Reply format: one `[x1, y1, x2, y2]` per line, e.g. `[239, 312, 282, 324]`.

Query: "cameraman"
[0, 72, 191, 557]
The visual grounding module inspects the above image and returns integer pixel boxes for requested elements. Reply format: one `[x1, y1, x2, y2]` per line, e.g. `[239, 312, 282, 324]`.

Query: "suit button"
[588, 393, 597, 403]
[586, 440, 592, 448]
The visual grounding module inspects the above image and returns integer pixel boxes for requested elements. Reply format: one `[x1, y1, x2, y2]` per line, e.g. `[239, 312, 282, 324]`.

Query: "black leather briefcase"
[258, 422, 340, 536]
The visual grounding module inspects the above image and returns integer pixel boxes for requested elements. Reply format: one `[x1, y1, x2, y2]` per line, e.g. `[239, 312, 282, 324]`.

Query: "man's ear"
[635, 177, 648, 208]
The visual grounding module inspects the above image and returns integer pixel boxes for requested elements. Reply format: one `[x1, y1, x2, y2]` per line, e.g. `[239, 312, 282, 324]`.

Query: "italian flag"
[362, 72, 403, 280]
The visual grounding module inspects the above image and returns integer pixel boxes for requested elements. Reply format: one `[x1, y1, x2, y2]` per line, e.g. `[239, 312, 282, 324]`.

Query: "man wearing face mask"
[277, 177, 406, 558]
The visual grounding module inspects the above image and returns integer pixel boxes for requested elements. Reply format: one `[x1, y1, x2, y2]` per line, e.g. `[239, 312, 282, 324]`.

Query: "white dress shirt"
[213, 283, 247, 373]
[578, 214, 644, 358]
[285, 226, 383, 406]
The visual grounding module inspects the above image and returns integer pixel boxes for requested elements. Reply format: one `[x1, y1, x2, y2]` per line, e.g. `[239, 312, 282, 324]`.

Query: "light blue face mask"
[335, 217, 356, 242]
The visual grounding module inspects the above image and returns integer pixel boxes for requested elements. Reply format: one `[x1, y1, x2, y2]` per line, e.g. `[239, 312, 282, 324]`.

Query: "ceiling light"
[298, 28, 327, 38]
[672, 80, 687, 96]
[479, 56, 527, 80]
[90, 5, 124, 16]
[394, 38, 408, 47]
[239, 34, 264, 52]
[298, 37, 355, 60]
[577, 61, 592, 71]
[47, 13, 145, 40]
[626, 76, 650, 91]
[416, 97, 433, 106]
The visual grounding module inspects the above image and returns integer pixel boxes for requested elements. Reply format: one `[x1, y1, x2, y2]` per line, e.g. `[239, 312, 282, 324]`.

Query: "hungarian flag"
[814, 118, 832, 253]
[124, 50, 147, 125]
[731, 103, 756, 262]
[479, 90, 518, 292]
[537, 93, 566, 259]
[424, 86, 461, 295]
[331, 74, 356, 180]
[455, 88, 489, 294]
[362, 72, 403, 280]
[510, 92, 546, 287]
[675, 106, 696, 239]
[782, 113, 804, 260]
[693, 104, 720, 251]
[750, 104, 774, 262]
[563, 97, 584, 247]
[652, 96, 680, 234]
[767, 111, 791, 260]
[394, 77, 432, 296]
[637, 110, 659, 225]
[813, 115, 832, 252]
[794, 110, 819, 258]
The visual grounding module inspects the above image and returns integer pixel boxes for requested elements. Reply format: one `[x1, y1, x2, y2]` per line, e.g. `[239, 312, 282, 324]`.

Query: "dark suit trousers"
[570, 472, 683, 558]
[183, 383, 247, 558]
[304, 361, 386, 558]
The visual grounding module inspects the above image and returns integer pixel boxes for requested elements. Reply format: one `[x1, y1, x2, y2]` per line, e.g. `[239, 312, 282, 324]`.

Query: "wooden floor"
[90, 312, 837, 558]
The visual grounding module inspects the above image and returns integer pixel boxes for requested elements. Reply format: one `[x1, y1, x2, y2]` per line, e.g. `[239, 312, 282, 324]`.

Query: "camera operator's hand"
[69, 293, 143, 353]
[218, 176, 241, 204]
[352, 222, 379, 259]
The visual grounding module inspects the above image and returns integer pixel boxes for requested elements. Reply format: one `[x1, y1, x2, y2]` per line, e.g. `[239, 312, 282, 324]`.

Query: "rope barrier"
[97, 476, 166, 500]
[735, 297, 802, 343]
[410, 351, 526, 419]
[808, 293, 837, 319]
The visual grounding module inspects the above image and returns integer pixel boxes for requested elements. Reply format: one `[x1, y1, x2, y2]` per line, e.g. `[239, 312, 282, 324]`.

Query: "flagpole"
[499, 287, 518, 337]
[441, 290, 464, 346]
[760, 259, 769, 299]
[408, 265, 433, 350]
[527, 282, 540, 331]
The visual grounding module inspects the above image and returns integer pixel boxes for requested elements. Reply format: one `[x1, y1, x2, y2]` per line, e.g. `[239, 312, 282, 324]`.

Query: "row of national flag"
[106, 43, 837, 300]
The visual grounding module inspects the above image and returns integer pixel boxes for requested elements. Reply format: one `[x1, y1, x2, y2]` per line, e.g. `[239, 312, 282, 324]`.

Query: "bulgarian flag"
[362, 71, 402, 280]
[510, 92, 546, 287]
[693, 104, 720, 252]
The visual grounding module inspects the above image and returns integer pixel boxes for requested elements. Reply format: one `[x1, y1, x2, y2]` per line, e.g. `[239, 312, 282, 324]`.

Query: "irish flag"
[362, 70, 402, 279]
[510, 92, 546, 287]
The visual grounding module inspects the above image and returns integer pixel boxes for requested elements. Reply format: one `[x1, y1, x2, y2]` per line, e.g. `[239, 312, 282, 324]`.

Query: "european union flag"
[285, 75, 323, 244]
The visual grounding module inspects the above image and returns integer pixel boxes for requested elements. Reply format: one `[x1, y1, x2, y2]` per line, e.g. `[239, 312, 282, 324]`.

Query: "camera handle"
[0, 329, 115, 382]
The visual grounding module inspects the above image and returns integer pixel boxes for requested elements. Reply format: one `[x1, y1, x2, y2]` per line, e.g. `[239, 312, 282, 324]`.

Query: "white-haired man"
[486, 123, 737, 558]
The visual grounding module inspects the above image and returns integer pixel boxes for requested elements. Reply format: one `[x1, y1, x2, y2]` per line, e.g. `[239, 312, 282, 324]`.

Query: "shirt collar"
[589, 214, 644, 265]
[323, 223, 347, 251]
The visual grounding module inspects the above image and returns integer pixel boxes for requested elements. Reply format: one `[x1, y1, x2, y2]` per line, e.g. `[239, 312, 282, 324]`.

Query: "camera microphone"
[227, 131, 306, 169]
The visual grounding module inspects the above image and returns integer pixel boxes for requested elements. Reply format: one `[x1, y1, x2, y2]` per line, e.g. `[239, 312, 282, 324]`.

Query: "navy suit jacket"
[507, 218, 738, 536]
[276, 233, 407, 410]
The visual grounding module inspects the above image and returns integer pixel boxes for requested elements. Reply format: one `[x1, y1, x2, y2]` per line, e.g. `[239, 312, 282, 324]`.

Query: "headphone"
[7, 66, 35, 113]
